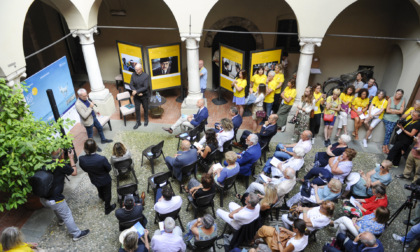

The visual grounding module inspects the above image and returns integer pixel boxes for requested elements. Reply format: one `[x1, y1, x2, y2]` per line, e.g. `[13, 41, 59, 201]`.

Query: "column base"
[90, 92, 115, 116]
[181, 93, 207, 115]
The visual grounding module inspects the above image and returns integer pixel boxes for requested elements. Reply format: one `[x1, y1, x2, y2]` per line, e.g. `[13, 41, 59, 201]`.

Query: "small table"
[149, 95, 166, 118]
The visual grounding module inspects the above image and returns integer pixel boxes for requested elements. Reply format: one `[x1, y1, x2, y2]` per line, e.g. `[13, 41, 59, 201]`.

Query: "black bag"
[29, 169, 54, 198]
[300, 180, 312, 198]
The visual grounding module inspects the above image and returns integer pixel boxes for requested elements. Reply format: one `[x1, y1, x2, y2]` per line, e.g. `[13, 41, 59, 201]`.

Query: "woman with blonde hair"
[208, 151, 239, 186]
[277, 79, 297, 132]
[1, 226, 43, 251]
[238, 183, 278, 220]
[292, 86, 314, 142]
[323, 88, 342, 147]
[110, 142, 133, 168]
[286, 179, 342, 207]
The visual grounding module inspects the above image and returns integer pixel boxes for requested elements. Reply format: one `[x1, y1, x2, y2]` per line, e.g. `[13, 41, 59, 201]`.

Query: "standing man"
[199, 59, 207, 97]
[79, 139, 116, 215]
[75, 88, 112, 152]
[130, 64, 150, 129]
[40, 149, 90, 241]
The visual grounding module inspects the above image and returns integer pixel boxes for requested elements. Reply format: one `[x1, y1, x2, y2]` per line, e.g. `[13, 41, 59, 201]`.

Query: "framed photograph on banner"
[146, 43, 182, 91]
[249, 48, 283, 79]
[219, 44, 245, 92]
[116, 41, 145, 87]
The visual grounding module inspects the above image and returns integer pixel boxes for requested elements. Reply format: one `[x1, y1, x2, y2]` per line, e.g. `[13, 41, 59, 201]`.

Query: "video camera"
[405, 181, 420, 199]
[397, 119, 406, 126]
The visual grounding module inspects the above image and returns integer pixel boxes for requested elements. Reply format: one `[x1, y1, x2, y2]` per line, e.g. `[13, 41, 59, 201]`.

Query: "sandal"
[235, 194, 242, 200]
[182, 185, 189, 193]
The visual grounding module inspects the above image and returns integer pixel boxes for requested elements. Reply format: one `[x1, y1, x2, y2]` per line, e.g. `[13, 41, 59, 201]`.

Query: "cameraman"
[396, 133, 420, 183]
[387, 110, 420, 167]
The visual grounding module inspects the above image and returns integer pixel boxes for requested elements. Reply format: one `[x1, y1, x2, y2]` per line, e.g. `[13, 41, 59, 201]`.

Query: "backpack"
[29, 169, 54, 198]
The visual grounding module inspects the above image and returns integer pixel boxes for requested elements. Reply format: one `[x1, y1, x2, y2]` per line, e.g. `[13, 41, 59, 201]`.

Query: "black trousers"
[97, 182, 112, 210]
[309, 113, 322, 136]
[387, 139, 411, 166]
[272, 93, 281, 114]
[134, 96, 149, 123]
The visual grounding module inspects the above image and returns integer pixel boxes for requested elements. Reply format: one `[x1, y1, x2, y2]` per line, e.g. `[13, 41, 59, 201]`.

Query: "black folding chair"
[259, 134, 276, 165]
[141, 140, 166, 174]
[154, 207, 185, 232]
[147, 171, 173, 201]
[113, 158, 138, 187]
[214, 174, 238, 207]
[119, 216, 147, 231]
[188, 236, 217, 251]
[186, 192, 216, 218]
[198, 149, 221, 172]
[116, 183, 140, 208]
[173, 160, 198, 193]
[177, 126, 201, 151]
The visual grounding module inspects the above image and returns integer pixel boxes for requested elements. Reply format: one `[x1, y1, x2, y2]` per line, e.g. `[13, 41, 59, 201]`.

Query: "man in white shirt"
[272, 130, 312, 161]
[263, 146, 305, 176]
[216, 193, 260, 230]
[151, 217, 186, 252]
[154, 185, 182, 214]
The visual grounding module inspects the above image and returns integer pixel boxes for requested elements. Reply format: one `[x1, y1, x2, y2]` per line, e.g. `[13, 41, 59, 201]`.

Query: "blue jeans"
[383, 120, 396, 146]
[264, 102, 273, 116]
[273, 143, 293, 161]
[156, 188, 163, 203]
[201, 88, 206, 98]
[85, 116, 106, 141]
[401, 222, 420, 243]
[303, 167, 332, 185]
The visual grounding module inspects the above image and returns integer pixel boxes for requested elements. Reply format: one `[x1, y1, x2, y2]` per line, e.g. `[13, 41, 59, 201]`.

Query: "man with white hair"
[216, 192, 261, 230]
[236, 134, 262, 176]
[151, 217, 185, 252]
[130, 63, 150, 129]
[272, 130, 312, 161]
[75, 88, 112, 152]
[262, 146, 305, 175]
[163, 98, 208, 134]
[323, 231, 384, 252]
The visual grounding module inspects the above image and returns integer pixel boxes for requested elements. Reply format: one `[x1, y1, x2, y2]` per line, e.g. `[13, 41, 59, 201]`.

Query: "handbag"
[310, 109, 315, 118]
[287, 204, 300, 221]
[256, 110, 266, 118]
[300, 180, 312, 198]
[341, 103, 349, 114]
[323, 113, 334, 122]
[288, 115, 298, 124]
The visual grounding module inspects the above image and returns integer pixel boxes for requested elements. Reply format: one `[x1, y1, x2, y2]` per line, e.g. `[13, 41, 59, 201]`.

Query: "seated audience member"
[162, 99, 208, 134]
[184, 173, 216, 203]
[115, 195, 147, 226]
[286, 179, 342, 207]
[110, 142, 134, 169]
[234, 134, 261, 176]
[196, 129, 218, 163]
[0, 226, 41, 251]
[281, 201, 335, 232]
[215, 106, 242, 133]
[199, 118, 234, 152]
[363, 90, 388, 148]
[119, 230, 150, 252]
[251, 168, 296, 208]
[303, 148, 356, 185]
[387, 110, 420, 166]
[314, 135, 350, 169]
[351, 160, 392, 198]
[165, 140, 198, 182]
[238, 184, 278, 220]
[323, 231, 384, 252]
[254, 219, 308, 252]
[263, 146, 305, 175]
[237, 114, 278, 148]
[333, 206, 390, 237]
[151, 217, 185, 252]
[402, 99, 420, 121]
[154, 185, 182, 214]
[184, 214, 217, 243]
[216, 193, 261, 230]
[272, 130, 312, 161]
[396, 135, 420, 183]
[393, 222, 420, 248]
[208, 151, 240, 186]
[343, 185, 388, 218]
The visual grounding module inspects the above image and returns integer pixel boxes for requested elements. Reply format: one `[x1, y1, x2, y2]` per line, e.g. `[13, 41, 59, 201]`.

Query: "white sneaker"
[393, 234, 409, 248]
[311, 138, 315, 144]
[281, 126, 286, 132]
[363, 139, 368, 148]
[368, 134, 373, 140]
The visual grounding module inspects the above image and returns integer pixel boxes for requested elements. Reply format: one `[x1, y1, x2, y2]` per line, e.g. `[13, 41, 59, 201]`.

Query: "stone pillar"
[72, 28, 115, 116]
[180, 34, 203, 115]
[295, 37, 323, 104]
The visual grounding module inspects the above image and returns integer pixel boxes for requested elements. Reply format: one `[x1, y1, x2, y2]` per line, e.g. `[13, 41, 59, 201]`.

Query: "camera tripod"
[387, 191, 417, 251]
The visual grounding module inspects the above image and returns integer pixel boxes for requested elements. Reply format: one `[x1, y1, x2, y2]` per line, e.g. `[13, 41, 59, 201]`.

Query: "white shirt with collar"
[154, 195, 182, 214]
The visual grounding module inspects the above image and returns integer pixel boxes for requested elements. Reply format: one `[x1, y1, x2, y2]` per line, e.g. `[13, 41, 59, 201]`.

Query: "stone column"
[295, 37, 323, 103]
[180, 33, 203, 115]
[72, 27, 115, 116]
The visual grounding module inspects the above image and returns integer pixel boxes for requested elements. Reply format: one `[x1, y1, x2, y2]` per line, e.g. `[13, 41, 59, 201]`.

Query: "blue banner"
[23, 56, 76, 123]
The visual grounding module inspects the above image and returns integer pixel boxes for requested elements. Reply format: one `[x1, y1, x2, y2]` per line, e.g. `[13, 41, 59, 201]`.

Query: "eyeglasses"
[380, 165, 385, 169]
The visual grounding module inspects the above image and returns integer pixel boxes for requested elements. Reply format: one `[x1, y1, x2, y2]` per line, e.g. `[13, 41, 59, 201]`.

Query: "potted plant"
[0, 78, 74, 211]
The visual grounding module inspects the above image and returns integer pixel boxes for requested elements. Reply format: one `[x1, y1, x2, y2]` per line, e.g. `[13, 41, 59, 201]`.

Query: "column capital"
[299, 37, 323, 54]
[72, 27, 98, 45]
[5, 67, 26, 87]
[180, 33, 201, 42]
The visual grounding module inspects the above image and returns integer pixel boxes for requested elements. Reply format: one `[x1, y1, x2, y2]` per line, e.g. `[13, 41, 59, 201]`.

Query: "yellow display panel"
[249, 49, 282, 77]
[147, 43, 181, 90]
[220, 45, 244, 92]
[116, 41, 144, 84]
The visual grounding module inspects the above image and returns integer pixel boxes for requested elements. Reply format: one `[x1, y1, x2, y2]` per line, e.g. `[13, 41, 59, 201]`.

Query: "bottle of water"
[157, 92, 161, 103]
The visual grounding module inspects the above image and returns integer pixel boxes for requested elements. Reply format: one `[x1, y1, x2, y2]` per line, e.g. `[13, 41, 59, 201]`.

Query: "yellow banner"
[250, 49, 282, 76]
[148, 44, 181, 90]
[116, 41, 144, 84]
[220, 45, 244, 92]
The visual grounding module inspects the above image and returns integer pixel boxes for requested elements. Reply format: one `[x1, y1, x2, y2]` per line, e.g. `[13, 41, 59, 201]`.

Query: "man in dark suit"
[130, 64, 150, 129]
[215, 107, 242, 133]
[163, 99, 208, 134]
[79, 139, 116, 215]
[115, 195, 147, 226]
[153, 57, 172, 76]
[236, 114, 278, 148]
[165, 140, 198, 181]
[323, 232, 384, 252]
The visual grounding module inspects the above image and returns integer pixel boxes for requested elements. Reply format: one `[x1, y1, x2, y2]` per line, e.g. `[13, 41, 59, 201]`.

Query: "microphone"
[88, 98, 97, 107]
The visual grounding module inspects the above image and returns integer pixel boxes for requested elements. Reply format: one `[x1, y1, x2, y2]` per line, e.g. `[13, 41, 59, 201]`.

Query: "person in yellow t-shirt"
[273, 64, 285, 114]
[309, 83, 326, 143]
[277, 79, 297, 132]
[250, 67, 267, 94]
[402, 100, 420, 121]
[362, 90, 388, 147]
[336, 86, 356, 137]
[263, 71, 278, 115]
[323, 89, 342, 147]
[231, 69, 248, 116]
[351, 88, 370, 140]
[0, 227, 40, 252]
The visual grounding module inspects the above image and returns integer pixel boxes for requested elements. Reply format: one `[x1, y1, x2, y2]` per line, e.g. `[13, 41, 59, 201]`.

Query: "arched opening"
[211, 26, 256, 89]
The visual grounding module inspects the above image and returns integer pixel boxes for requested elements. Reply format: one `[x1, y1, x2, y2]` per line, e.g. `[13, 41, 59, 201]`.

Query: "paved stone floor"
[23, 121, 413, 251]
